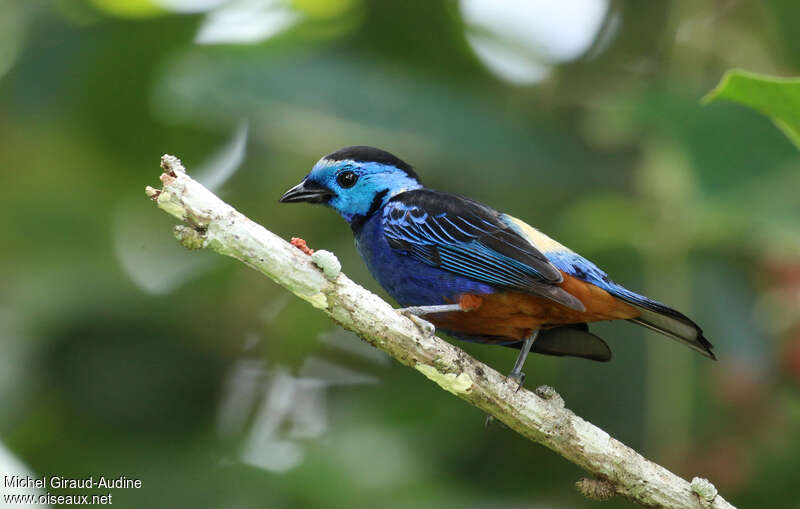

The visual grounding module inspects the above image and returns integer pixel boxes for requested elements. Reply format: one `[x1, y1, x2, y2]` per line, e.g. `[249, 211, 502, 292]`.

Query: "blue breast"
[354, 213, 496, 307]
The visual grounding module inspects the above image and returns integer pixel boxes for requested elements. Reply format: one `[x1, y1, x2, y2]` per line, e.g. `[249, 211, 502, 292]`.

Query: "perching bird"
[280, 146, 715, 389]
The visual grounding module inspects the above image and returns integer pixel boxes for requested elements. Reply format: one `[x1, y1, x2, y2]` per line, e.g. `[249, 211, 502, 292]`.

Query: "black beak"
[279, 180, 334, 203]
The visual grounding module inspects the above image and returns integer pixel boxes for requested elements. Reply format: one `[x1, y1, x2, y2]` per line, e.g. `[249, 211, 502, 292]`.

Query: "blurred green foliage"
[704, 69, 800, 148]
[1, 1, 799, 508]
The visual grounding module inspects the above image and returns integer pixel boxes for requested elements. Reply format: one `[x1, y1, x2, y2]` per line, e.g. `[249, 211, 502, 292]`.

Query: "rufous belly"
[427, 273, 639, 341]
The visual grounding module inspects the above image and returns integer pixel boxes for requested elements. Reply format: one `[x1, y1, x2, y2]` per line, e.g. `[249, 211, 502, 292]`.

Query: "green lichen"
[431, 356, 452, 374]
[174, 225, 206, 250]
[311, 250, 341, 279]
[156, 191, 186, 220]
[575, 478, 615, 501]
[298, 291, 328, 310]
[415, 363, 474, 395]
[691, 477, 718, 507]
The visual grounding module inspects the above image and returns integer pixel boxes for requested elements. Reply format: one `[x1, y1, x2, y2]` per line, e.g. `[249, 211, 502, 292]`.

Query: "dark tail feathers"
[614, 295, 716, 360]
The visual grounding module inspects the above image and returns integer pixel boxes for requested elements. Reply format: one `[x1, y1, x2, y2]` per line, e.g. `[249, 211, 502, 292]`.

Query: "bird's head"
[279, 146, 422, 227]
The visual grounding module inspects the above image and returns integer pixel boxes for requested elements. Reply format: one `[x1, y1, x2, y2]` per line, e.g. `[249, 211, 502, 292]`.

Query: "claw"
[484, 372, 526, 427]
[396, 303, 466, 337]
[484, 414, 508, 429]
[400, 311, 436, 337]
[508, 371, 526, 392]
[483, 332, 537, 428]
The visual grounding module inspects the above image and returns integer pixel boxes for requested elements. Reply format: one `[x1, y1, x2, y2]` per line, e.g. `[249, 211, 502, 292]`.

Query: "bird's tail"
[610, 291, 716, 360]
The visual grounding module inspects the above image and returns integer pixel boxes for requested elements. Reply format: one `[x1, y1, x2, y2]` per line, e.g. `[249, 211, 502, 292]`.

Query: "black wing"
[382, 189, 584, 311]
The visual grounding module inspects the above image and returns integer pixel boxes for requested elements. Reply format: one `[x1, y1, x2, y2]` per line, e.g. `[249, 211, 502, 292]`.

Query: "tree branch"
[145, 155, 735, 509]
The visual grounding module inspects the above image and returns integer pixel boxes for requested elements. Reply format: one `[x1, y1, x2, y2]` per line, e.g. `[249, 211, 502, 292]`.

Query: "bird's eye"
[336, 170, 358, 188]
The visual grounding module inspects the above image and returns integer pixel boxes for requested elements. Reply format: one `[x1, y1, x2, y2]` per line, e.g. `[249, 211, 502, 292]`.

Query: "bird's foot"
[485, 332, 536, 428]
[507, 370, 526, 392]
[396, 304, 465, 337]
[400, 311, 436, 337]
[484, 413, 511, 428]
[484, 371, 527, 427]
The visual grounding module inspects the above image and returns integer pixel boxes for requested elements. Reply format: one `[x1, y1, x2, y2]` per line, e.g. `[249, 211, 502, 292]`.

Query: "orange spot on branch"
[291, 237, 315, 256]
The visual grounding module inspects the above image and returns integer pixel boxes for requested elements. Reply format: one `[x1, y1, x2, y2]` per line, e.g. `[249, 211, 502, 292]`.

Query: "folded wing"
[382, 190, 585, 311]
[505, 214, 715, 360]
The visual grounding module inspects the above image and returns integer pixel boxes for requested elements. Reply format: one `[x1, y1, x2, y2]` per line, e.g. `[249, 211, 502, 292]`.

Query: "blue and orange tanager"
[280, 146, 715, 389]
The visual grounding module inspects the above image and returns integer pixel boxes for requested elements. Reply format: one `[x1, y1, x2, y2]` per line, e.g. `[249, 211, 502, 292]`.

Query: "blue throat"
[346, 188, 390, 232]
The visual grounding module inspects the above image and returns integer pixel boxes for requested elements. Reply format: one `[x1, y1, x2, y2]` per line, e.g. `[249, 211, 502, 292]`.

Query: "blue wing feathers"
[544, 249, 715, 359]
[438, 245, 537, 287]
[381, 190, 585, 310]
[383, 194, 559, 287]
[545, 249, 684, 316]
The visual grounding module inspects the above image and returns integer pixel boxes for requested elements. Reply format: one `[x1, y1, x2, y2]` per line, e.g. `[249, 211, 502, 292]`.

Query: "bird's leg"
[397, 295, 482, 336]
[507, 329, 538, 391]
[398, 294, 483, 317]
[397, 304, 465, 316]
[485, 330, 539, 427]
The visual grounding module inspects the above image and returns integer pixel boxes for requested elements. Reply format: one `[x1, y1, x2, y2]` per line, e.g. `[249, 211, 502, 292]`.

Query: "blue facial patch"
[306, 159, 422, 221]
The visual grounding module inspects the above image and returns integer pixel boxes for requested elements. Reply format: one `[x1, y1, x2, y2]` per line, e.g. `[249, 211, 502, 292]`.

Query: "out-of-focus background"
[1, 1, 799, 507]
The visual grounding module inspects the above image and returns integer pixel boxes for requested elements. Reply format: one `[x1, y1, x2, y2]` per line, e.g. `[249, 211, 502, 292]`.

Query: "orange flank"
[458, 294, 484, 311]
[429, 272, 639, 342]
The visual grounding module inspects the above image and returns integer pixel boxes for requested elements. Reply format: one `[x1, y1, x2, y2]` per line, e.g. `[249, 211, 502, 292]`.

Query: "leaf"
[703, 69, 800, 149]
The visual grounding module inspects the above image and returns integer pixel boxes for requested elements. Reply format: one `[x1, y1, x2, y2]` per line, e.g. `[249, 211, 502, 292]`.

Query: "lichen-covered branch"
[145, 154, 736, 509]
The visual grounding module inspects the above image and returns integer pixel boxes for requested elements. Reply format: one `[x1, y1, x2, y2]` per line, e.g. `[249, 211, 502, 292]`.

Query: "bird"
[280, 146, 715, 391]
